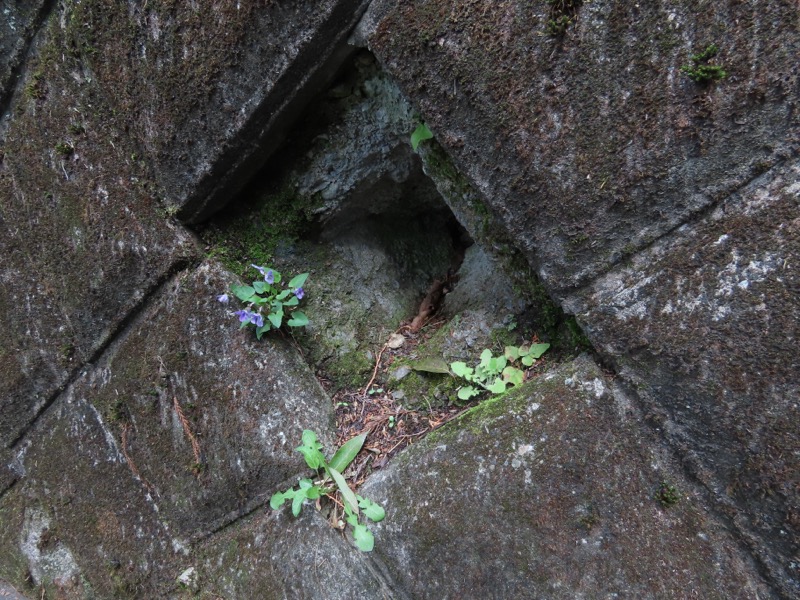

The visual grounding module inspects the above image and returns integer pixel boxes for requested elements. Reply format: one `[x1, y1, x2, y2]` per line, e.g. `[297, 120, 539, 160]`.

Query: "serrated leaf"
[410, 123, 433, 151]
[352, 523, 375, 552]
[231, 284, 255, 301]
[344, 505, 359, 527]
[291, 493, 304, 517]
[358, 496, 386, 522]
[528, 343, 551, 359]
[450, 361, 473, 379]
[288, 273, 309, 289]
[296, 430, 325, 470]
[409, 357, 451, 375]
[458, 385, 480, 400]
[329, 433, 366, 473]
[268, 312, 282, 329]
[269, 492, 286, 510]
[488, 378, 507, 394]
[287, 311, 309, 327]
[328, 467, 358, 514]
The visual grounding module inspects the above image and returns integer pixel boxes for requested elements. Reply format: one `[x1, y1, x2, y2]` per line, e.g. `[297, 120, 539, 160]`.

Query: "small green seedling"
[411, 123, 434, 151]
[451, 344, 550, 401]
[680, 43, 727, 83]
[270, 430, 385, 552]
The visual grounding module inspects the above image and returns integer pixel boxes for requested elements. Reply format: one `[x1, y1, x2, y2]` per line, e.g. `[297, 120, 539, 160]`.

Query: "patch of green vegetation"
[202, 180, 321, 277]
[545, 0, 583, 37]
[54, 142, 74, 156]
[655, 481, 680, 507]
[24, 72, 46, 100]
[680, 44, 727, 84]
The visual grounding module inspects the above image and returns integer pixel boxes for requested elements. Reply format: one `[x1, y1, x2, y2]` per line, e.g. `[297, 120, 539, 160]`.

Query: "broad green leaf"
[358, 496, 386, 522]
[503, 366, 524, 386]
[287, 311, 309, 327]
[488, 378, 507, 394]
[231, 284, 255, 301]
[284, 296, 299, 307]
[504, 346, 520, 360]
[410, 123, 434, 151]
[291, 493, 304, 517]
[298, 478, 313, 491]
[305, 485, 322, 500]
[288, 273, 309, 289]
[352, 523, 375, 552]
[344, 504, 359, 527]
[253, 281, 269, 294]
[458, 385, 480, 400]
[296, 431, 325, 470]
[450, 361, 473, 379]
[276, 289, 292, 301]
[479, 348, 493, 367]
[268, 312, 282, 329]
[409, 357, 451, 375]
[328, 467, 358, 514]
[489, 356, 507, 374]
[528, 343, 551, 359]
[521, 355, 535, 367]
[269, 492, 286, 510]
[329, 433, 366, 473]
[251, 295, 268, 305]
[271, 271, 282, 284]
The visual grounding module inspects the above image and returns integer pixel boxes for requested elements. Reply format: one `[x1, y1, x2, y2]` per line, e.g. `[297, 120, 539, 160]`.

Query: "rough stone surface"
[0, 7, 196, 474]
[564, 158, 800, 594]
[361, 355, 773, 599]
[0, 0, 46, 112]
[58, 0, 370, 222]
[361, 0, 800, 294]
[0, 260, 337, 597]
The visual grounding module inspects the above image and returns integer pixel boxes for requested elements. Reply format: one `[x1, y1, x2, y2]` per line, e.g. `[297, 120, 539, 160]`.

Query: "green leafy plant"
[411, 123, 434, 151]
[680, 43, 727, 83]
[655, 481, 680, 507]
[219, 264, 309, 339]
[451, 344, 550, 401]
[270, 430, 385, 552]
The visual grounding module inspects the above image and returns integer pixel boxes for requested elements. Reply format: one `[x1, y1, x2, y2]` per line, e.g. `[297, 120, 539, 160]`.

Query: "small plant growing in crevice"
[219, 264, 309, 339]
[680, 43, 727, 84]
[270, 430, 385, 552]
[450, 344, 550, 400]
[545, 0, 583, 37]
[411, 123, 434, 151]
[655, 481, 680, 507]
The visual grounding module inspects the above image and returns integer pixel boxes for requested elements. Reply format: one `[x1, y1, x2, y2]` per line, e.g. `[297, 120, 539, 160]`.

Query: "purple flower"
[251, 264, 266, 276]
[265, 270, 274, 284]
[251, 313, 264, 328]
[217, 293, 229, 304]
[294, 287, 304, 300]
[235, 309, 250, 323]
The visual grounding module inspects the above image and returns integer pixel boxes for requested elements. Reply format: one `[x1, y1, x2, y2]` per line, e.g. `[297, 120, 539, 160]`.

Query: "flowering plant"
[219, 264, 309, 339]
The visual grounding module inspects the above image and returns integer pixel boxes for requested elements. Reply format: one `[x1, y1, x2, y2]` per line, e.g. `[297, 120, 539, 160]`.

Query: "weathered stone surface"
[360, 0, 800, 294]
[0, 394, 186, 599]
[0, 0, 46, 111]
[59, 0, 370, 223]
[563, 158, 800, 595]
[0, 260, 338, 596]
[0, 9, 195, 469]
[361, 355, 773, 599]
[194, 506, 401, 599]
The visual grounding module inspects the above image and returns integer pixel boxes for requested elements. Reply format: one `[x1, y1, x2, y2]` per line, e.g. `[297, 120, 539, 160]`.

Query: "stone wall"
[0, 1, 797, 598]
